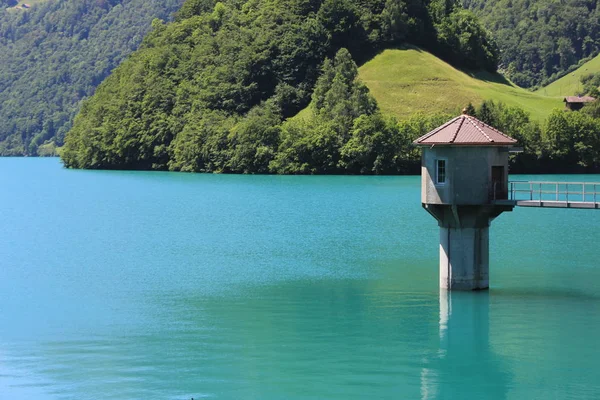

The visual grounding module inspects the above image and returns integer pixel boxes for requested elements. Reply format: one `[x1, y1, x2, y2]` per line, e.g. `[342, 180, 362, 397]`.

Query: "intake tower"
[414, 113, 517, 290]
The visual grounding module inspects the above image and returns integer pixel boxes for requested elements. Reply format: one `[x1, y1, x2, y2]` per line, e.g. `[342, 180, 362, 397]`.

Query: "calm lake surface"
[2, 158, 600, 399]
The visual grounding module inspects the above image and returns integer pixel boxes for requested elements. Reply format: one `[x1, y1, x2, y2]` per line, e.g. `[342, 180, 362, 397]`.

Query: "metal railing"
[508, 181, 600, 204]
[490, 181, 508, 201]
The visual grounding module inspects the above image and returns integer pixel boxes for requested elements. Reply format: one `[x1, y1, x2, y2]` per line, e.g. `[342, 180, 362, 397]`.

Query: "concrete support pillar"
[423, 204, 511, 291]
[439, 226, 489, 290]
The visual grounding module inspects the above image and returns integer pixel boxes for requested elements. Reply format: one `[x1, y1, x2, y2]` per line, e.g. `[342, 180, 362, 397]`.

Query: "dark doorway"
[491, 166, 506, 200]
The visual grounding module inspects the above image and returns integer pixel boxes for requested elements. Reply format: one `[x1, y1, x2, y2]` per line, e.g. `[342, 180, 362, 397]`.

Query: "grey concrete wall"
[424, 204, 513, 290]
[439, 226, 489, 290]
[421, 146, 509, 205]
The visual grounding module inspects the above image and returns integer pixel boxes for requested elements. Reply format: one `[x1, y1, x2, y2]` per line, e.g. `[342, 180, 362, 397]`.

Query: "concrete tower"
[414, 113, 517, 290]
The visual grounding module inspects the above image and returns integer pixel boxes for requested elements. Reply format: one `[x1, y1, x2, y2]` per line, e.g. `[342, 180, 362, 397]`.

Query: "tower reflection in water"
[421, 290, 510, 400]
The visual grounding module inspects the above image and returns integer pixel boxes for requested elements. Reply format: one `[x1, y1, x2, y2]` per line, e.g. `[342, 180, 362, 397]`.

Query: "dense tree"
[464, 0, 600, 88]
[270, 50, 451, 174]
[227, 101, 282, 173]
[543, 110, 600, 170]
[0, 0, 184, 156]
[471, 100, 600, 173]
[271, 49, 380, 174]
[582, 100, 600, 118]
[168, 110, 237, 172]
[580, 73, 600, 97]
[435, 9, 498, 71]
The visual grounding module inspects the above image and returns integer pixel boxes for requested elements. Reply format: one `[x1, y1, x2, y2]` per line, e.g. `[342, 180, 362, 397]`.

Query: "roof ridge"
[451, 116, 465, 143]
[414, 116, 461, 143]
[466, 116, 493, 142]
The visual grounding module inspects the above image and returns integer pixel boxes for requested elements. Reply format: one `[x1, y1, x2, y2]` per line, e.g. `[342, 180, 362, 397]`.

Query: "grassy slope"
[535, 54, 600, 97]
[356, 47, 561, 121]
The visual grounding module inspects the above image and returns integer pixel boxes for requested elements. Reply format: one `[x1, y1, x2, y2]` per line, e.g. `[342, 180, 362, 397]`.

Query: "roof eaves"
[421, 142, 516, 146]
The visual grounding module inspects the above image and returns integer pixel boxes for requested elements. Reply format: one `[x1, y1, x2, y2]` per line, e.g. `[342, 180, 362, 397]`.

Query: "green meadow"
[355, 47, 562, 121]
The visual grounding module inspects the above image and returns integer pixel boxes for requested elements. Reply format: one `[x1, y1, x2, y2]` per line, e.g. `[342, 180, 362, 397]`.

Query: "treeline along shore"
[58, 0, 600, 174]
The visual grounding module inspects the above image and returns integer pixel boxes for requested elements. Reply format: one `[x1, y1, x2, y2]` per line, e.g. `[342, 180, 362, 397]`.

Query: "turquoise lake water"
[1, 157, 600, 399]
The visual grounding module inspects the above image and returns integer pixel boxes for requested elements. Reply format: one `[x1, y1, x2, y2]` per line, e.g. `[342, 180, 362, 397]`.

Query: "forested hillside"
[61, 0, 499, 171]
[465, 0, 600, 88]
[6, 0, 600, 160]
[0, 0, 184, 156]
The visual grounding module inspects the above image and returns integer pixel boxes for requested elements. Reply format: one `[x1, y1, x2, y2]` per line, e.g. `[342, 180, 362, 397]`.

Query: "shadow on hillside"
[358, 44, 515, 89]
[354, 44, 424, 68]
[469, 70, 513, 86]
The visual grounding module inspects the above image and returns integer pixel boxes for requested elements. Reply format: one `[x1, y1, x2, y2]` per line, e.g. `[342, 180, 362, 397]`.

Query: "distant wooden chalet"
[564, 96, 595, 111]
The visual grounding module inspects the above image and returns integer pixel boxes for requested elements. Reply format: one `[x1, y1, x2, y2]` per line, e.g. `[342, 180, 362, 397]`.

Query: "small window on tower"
[436, 159, 446, 185]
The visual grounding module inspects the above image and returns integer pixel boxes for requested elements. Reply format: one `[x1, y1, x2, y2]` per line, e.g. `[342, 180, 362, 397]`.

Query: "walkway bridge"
[494, 181, 600, 209]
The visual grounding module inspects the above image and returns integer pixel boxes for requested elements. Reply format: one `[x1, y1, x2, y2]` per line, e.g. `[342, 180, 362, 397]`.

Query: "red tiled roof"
[413, 114, 518, 146]
[564, 96, 595, 103]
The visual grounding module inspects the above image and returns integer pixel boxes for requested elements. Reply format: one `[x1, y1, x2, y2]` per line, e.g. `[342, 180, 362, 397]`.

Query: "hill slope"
[535, 54, 600, 98]
[61, 0, 502, 171]
[356, 48, 562, 121]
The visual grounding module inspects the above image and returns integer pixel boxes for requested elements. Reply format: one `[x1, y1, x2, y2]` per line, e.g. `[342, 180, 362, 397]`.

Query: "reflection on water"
[422, 291, 509, 400]
[5, 283, 600, 400]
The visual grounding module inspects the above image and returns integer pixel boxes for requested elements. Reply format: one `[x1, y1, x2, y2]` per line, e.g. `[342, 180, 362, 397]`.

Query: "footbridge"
[493, 181, 600, 209]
